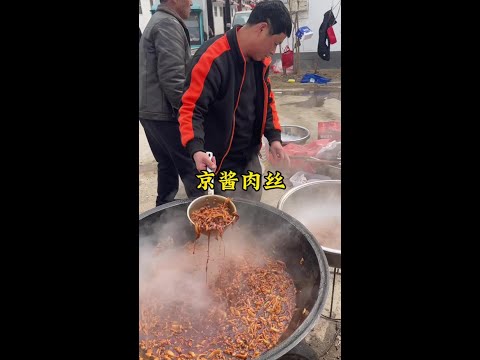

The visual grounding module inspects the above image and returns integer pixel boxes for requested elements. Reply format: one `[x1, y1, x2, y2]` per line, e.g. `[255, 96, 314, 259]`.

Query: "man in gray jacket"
[139, 0, 203, 207]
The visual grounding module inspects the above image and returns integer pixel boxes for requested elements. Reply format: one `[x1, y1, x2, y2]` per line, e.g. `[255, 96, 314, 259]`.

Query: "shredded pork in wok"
[139, 249, 296, 360]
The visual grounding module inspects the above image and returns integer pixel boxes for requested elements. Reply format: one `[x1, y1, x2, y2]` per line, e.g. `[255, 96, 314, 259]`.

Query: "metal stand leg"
[329, 267, 337, 318]
[322, 267, 340, 321]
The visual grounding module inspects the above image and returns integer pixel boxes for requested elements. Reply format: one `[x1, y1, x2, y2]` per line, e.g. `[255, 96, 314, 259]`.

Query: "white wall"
[202, 0, 209, 36]
[213, 4, 225, 35]
[213, 1, 238, 35]
[280, 0, 341, 53]
[139, 0, 153, 32]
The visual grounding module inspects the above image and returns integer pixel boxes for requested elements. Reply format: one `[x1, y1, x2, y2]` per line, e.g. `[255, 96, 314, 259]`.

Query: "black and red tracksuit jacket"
[178, 25, 282, 174]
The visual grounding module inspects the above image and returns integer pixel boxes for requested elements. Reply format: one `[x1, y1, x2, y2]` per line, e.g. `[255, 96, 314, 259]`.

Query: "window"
[232, 12, 252, 26]
[185, 14, 202, 46]
[220, 8, 223, 18]
[149, 0, 154, 6]
[214, 6, 218, 17]
[139, 0, 142, 14]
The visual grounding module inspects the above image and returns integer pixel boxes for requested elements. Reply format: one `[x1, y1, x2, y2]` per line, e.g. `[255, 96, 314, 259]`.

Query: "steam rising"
[139, 213, 300, 319]
[282, 189, 341, 250]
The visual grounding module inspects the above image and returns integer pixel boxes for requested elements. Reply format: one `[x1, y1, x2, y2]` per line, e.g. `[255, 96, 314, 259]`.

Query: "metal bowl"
[278, 180, 341, 268]
[186, 195, 237, 236]
[281, 125, 311, 145]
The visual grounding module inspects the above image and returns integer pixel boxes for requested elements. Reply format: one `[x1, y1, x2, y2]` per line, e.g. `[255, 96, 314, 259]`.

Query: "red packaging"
[327, 26, 337, 44]
[318, 121, 341, 141]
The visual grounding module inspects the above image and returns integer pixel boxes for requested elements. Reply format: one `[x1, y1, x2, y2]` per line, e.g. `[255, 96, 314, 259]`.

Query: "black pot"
[139, 198, 330, 360]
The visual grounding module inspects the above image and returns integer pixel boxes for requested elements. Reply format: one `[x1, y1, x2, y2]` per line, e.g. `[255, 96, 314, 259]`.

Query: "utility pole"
[206, 0, 215, 37]
[224, 0, 232, 32]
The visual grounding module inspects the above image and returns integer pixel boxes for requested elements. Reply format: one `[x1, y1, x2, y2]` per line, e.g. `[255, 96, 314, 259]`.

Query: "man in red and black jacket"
[178, 0, 292, 201]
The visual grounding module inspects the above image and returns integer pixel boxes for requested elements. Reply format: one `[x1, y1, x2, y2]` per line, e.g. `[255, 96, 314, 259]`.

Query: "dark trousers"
[213, 154, 263, 202]
[140, 119, 205, 206]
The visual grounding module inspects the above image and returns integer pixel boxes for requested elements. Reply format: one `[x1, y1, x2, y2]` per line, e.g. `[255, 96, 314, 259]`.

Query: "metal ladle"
[187, 152, 237, 233]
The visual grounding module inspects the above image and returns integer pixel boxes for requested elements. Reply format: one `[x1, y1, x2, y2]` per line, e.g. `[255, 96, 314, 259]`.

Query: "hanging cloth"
[317, 10, 337, 61]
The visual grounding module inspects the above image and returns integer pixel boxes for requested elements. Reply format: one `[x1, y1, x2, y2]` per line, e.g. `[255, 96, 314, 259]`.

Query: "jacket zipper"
[260, 64, 269, 141]
[216, 60, 247, 175]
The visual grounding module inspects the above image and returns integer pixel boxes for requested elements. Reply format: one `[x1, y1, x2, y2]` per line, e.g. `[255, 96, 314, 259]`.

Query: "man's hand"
[193, 151, 217, 172]
[269, 140, 290, 167]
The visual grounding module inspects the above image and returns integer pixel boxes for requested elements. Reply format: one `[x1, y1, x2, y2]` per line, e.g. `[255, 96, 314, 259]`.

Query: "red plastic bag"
[327, 26, 337, 44]
[271, 59, 282, 73]
[281, 46, 294, 69]
[279, 140, 333, 172]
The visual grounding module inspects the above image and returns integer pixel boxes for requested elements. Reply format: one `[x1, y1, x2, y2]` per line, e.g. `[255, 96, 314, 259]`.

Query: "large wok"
[139, 198, 330, 360]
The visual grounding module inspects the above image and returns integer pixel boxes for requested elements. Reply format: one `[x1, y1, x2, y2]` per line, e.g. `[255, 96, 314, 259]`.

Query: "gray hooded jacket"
[139, 5, 191, 121]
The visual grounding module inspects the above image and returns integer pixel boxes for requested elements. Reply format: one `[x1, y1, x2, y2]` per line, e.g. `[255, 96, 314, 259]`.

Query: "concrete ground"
[139, 71, 341, 359]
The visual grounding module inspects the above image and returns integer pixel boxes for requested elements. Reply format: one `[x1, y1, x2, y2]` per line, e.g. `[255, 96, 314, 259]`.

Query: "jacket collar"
[226, 25, 271, 71]
[156, 4, 188, 30]
[225, 26, 246, 68]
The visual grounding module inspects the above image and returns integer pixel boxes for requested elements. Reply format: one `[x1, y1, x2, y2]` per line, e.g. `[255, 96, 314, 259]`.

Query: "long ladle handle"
[206, 151, 214, 196]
